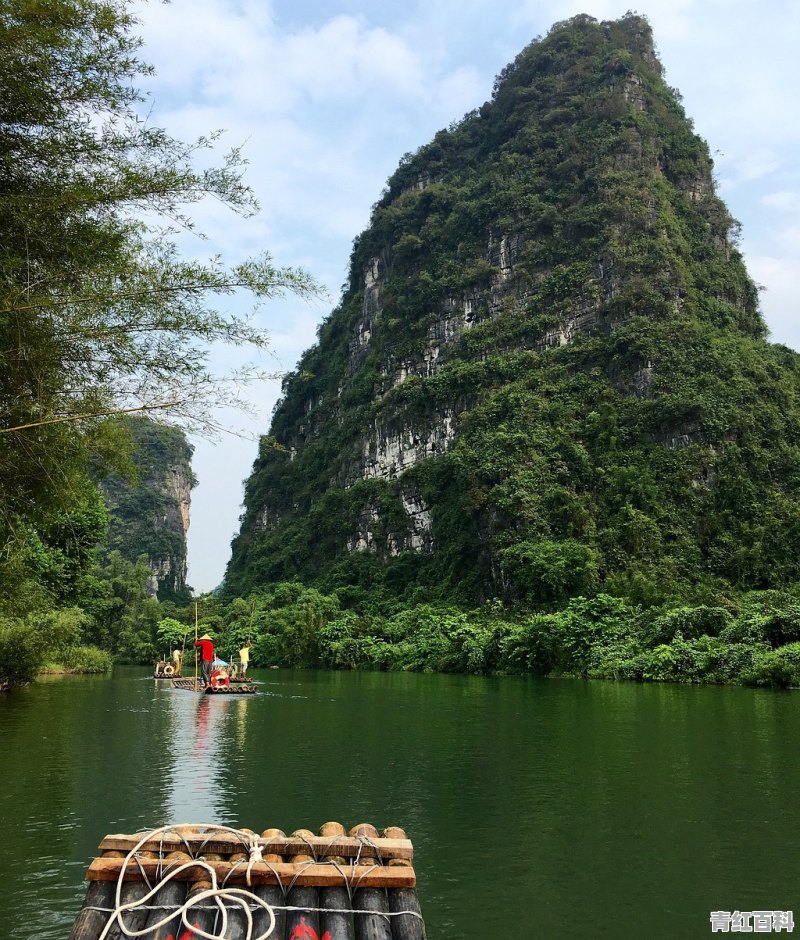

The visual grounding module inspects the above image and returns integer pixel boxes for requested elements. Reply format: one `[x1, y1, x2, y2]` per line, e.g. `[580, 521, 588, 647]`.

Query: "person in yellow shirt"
[239, 640, 252, 678]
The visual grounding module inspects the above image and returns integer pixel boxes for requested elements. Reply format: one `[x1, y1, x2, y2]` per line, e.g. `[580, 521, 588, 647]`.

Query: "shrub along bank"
[192, 583, 800, 689]
[0, 552, 166, 687]
[5, 577, 800, 689]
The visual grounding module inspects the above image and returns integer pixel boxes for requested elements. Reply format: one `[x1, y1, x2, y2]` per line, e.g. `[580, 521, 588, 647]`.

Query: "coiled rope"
[98, 824, 276, 940]
[94, 823, 425, 939]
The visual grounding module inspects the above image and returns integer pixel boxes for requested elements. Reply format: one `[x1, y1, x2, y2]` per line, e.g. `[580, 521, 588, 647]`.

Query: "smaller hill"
[100, 417, 195, 602]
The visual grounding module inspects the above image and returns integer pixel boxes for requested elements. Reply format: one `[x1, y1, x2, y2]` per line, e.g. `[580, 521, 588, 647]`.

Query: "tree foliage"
[0, 0, 318, 678]
[0, 0, 316, 523]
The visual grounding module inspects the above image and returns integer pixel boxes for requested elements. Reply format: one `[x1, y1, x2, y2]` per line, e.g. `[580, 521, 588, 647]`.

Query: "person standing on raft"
[239, 640, 252, 679]
[194, 633, 215, 687]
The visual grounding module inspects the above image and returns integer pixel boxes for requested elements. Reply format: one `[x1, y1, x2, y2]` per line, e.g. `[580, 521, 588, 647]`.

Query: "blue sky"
[132, 0, 800, 591]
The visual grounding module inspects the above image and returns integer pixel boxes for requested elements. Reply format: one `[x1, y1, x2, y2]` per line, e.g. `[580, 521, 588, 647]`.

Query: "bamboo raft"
[172, 677, 259, 695]
[154, 657, 183, 679]
[69, 822, 427, 939]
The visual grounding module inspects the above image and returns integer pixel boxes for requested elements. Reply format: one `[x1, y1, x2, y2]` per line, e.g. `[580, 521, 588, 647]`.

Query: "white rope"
[97, 824, 277, 940]
[245, 831, 264, 886]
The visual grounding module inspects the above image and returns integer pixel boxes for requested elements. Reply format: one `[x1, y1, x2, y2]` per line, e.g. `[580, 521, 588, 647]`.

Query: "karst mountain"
[225, 13, 800, 608]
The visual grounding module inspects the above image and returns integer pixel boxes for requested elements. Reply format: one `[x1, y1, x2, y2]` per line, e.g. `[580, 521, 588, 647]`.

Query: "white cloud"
[283, 17, 426, 100]
[744, 216, 800, 345]
[762, 190, 800, 214]
[435, 66, 488, 121]
[717, 150, 781, 193]
[749, 252, 800, 348]
[136, 0, 275, 95]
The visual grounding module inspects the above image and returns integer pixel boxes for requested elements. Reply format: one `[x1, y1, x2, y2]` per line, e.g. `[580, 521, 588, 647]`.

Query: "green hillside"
[100, 416, 195, 603]
[226, 13, 800, 615]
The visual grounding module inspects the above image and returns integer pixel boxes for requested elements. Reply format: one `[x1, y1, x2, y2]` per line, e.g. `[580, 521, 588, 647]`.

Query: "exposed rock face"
[101, 418, 195, 601]
[346, 489, 433, 556]
[351, 411, 457, 485]
[224, 14, 797, 603]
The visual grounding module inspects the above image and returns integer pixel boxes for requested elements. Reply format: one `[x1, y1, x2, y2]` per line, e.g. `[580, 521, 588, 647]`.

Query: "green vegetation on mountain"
[228, 13, 799, 606]
[101, 416, 196, 604]
[220, 14, 800, 685]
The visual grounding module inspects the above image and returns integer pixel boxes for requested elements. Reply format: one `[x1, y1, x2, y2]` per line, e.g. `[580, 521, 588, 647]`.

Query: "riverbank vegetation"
[155, 583, 799, 689]
[0, 552, 164, 684]
[7, 575, 800, 689]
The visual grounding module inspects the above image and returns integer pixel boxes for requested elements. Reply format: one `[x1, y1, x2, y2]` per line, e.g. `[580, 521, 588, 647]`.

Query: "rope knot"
[246, 835, 264, 885]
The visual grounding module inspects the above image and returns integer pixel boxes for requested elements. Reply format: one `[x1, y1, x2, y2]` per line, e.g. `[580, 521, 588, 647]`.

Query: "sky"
[131, 0, 800, 592]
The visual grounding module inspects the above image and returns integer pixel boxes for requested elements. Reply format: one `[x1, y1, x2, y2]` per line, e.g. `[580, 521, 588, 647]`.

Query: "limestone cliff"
[225, 14, 800, 606]
[101, 417, 195, 601]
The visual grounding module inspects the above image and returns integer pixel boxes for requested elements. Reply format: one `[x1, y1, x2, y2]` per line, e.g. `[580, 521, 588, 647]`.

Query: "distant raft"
[68, 822, 427, 940]
[153, 661, 178, 679]
[171, 676, 258, 695]
[154, 653, 184, 679]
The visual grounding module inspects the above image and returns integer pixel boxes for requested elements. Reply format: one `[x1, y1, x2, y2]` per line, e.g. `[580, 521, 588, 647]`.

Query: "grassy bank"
[39, 646, 113, 676]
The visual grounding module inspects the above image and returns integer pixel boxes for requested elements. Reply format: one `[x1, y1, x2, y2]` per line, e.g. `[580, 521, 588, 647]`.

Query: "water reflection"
[160, 686, 237, 823]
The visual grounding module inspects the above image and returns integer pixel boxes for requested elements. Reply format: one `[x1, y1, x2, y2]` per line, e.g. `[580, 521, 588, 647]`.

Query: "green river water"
[1, 667, 798, 938]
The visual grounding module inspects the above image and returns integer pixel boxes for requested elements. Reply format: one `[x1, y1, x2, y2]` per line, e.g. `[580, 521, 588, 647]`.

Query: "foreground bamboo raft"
[69, 822, 427, 939]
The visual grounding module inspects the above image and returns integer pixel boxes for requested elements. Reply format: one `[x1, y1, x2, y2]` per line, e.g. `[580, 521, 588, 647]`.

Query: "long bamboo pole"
[194, 602, 199, 692]
[0, 400, 183, 434]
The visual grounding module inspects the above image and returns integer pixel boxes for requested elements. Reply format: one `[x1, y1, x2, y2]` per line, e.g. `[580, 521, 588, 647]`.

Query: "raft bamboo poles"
[194, 601, 199, 692]
[171, 676, 258, 694]
[70, 822, 427, 940]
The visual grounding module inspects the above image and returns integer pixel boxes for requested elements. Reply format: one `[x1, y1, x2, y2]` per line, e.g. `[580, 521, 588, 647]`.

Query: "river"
[1, 667, 798, 938]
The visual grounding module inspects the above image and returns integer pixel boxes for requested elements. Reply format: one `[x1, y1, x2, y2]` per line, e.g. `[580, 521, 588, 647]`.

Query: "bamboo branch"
[0, 400, 183, 433]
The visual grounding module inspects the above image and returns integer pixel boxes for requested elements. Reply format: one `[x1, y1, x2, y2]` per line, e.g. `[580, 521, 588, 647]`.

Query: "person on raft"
[239, 640, 252, 678]
[194, 633, 215, 687]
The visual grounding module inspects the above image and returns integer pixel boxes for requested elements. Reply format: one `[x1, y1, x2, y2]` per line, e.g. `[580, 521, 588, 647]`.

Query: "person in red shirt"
[194, 633, 215, 687]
